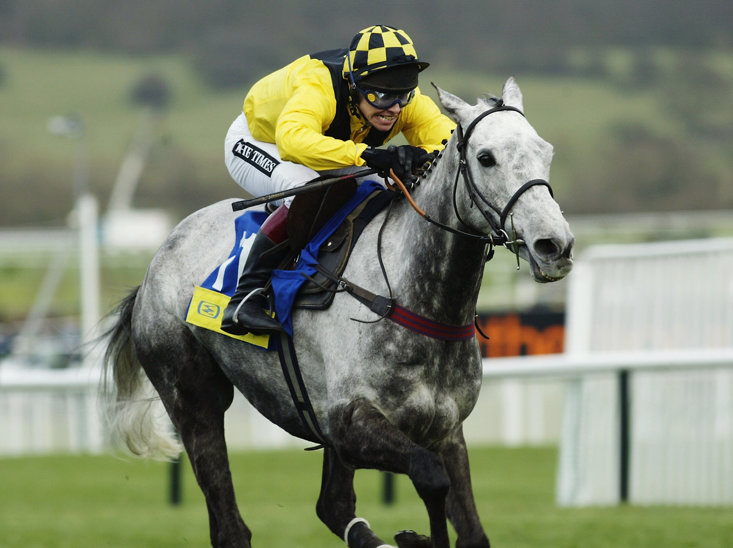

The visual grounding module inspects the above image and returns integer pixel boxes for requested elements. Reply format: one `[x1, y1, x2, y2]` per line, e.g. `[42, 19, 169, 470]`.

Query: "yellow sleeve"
[275, 79, 368, 171]
[399, 90, 456, 152]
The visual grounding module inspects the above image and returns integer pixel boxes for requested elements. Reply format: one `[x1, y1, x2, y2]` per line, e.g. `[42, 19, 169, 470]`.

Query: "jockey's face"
[358, 97, 402, 132]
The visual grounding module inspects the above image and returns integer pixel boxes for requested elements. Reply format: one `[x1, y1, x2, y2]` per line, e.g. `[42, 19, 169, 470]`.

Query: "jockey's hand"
[361, 145, 430, 182]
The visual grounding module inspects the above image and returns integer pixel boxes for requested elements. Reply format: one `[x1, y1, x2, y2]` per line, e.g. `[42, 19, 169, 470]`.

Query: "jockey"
[221, 24, 456, 335]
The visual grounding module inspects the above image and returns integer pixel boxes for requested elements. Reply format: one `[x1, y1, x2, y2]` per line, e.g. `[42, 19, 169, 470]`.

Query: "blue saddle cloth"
[199, 180, 384, 337]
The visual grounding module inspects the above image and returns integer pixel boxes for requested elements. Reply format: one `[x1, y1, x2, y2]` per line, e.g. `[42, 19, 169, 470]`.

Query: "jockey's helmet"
[343, 25, 429, 93]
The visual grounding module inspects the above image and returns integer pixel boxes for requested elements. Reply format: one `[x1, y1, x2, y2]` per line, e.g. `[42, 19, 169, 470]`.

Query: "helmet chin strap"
[347, 86, 363, 118]
[346, 52, 367, 120]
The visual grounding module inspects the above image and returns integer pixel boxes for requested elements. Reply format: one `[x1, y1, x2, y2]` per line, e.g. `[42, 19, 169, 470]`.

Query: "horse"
[103, 77, 574, 548]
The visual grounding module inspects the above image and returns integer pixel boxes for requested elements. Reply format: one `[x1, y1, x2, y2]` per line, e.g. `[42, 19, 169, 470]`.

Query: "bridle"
[405, 100, 554, 261]
[455, 101, 553, 242]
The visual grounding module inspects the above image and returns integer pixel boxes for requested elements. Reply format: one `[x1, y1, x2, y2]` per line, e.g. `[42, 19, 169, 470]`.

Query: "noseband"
[452, 101, 553, 249]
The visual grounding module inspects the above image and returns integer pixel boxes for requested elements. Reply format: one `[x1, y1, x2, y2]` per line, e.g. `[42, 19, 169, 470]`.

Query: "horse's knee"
[328, 400, 421, 473]
[328, 398, 373, 440]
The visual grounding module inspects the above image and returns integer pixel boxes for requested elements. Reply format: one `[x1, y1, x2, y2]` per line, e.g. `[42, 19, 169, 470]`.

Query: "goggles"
[356, 85, 415, 110]
[345, 52, 416, 110]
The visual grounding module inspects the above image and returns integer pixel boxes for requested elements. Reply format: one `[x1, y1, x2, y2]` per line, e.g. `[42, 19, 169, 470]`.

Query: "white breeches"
[224, 113, 374, 206]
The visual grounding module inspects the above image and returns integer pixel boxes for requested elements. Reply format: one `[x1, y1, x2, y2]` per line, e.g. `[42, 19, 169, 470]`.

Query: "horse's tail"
[101, 286, 182, 460]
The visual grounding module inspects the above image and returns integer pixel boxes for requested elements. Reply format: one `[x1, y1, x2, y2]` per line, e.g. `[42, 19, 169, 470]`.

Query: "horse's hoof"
[394, 530, 431, 548]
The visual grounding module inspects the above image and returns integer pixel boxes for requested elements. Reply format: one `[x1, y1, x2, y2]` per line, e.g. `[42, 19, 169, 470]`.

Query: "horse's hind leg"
[440, 428, 490, 548]
[316, 447, 393, 548]
[138, 329, 252, 548]
[329, 399, 451, 548]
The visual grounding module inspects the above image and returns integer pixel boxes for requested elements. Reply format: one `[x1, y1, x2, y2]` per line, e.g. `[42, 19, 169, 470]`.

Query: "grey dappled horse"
[104, 78, 574, 548]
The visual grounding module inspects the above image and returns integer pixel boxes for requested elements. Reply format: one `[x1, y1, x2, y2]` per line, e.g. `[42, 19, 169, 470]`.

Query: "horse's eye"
[477, 151, 497, 167]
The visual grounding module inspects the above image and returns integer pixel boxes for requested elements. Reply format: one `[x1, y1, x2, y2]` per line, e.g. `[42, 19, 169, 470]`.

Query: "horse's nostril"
[563, 237, 575, 259]
[533, 238, 560, 258]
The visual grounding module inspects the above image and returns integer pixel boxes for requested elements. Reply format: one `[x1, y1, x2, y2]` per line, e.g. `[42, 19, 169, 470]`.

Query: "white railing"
[550, 238, 733, 507]
[482, 348, 733, 378]
[0, 363, 105, 455]
[481, 349, 733, 507]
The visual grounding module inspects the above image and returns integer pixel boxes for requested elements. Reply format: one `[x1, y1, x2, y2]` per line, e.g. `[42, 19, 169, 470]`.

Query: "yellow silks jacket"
[243, 50, 456, 172]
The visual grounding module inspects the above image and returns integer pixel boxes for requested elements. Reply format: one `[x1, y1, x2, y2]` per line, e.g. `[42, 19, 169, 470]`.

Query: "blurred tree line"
[2, 0, 731, 87]
[1, 0, 732, 220]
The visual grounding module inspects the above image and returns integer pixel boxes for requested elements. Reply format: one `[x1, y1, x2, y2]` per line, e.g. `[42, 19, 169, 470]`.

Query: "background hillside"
[1, 0, 732, 227]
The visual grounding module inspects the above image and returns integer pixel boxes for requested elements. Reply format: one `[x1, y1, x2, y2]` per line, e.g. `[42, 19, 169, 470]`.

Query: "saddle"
[284, 180, 395, 310]
[185, 179, 394, 347]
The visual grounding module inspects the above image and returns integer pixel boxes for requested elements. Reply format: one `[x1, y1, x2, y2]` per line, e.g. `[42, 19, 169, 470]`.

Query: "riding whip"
[231, 168, 378, 211]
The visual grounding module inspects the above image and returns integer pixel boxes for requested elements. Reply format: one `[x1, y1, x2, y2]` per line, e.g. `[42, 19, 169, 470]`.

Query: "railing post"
[618, 369, 631, 504]
[169, 456, 182, 506]
[382, 472, 395, 505]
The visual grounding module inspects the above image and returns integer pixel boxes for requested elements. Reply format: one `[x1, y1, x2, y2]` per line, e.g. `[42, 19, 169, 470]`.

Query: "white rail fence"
[481, 350, 733, 506]
[2, 238, 733, 508]
[552, 238, 733, 507]
[0, 364, 105, 455]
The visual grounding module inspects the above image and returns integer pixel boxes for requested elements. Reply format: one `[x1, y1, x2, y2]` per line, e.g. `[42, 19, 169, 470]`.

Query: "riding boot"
[221, 204, 290, 335]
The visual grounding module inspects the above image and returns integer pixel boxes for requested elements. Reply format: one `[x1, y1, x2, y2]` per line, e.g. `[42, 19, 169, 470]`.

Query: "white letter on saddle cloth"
[212, 232, 256, 292]
[212, 255, 236, 292]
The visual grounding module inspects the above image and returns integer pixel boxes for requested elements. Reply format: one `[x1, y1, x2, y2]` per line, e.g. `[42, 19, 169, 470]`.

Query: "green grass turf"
[0, 446, 730, 547]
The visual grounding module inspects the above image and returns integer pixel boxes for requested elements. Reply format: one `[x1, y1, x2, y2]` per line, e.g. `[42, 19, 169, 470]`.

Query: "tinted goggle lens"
[358, 86, 415, 109]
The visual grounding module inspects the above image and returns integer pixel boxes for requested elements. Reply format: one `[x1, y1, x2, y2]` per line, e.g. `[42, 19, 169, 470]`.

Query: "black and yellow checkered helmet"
[343, 25, 429, 88]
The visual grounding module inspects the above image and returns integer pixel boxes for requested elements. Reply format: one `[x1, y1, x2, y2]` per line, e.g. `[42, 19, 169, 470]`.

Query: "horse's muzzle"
[526, 234, 575, 283]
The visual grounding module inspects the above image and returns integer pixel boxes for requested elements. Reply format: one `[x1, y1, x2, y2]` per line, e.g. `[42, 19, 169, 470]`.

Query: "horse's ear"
[432, 83, 470, 122]
[501, 76, 524, 112]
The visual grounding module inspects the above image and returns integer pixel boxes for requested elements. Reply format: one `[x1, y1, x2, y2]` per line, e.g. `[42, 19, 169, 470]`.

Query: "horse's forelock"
[478, 94, 501, 108]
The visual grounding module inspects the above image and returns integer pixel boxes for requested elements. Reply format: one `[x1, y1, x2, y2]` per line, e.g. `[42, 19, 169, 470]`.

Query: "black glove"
[361, 145, 430, 182]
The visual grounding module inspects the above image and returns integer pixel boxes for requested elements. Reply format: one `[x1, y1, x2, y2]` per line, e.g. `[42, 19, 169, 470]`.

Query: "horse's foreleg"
[316, 447, 392, 548]
[440, 429, 490, 548]
[329, 399, 451, 548]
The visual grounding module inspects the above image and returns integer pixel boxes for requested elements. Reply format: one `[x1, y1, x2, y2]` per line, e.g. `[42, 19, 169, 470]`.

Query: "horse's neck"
[385, 155, 487, 325]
